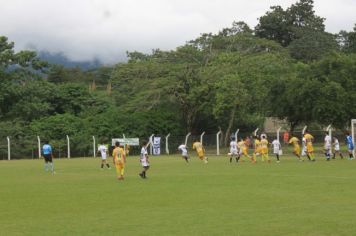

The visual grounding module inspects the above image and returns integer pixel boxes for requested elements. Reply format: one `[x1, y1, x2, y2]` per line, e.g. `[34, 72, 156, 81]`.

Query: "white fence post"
[216, 130, 222, 155]
[254, 128, 259, 136]
[7, 136, 10, 161]
[149, 134, 154, 155]
[92, 136, 96, 158]
[185, 132, 191, 146]
[234, 129, 240, 141]
[37, 136, 41, 158]
[66, 135, 70, 159]
[123, 134, 126, 153]
[200, 132, 205, 145]
[165, 133, 170, 154]
[277, 127, 282, 143]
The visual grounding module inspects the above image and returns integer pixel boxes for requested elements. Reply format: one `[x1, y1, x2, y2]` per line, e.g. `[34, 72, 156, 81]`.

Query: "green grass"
[1, 154, 356, 236]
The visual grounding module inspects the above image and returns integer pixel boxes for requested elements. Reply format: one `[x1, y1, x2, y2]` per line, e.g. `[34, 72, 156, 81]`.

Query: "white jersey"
[302, 137, 306, 156]
[140, 146, 149, 166]
[272, 140, 280, 154]
[230, 141, 238, 155]
[334, 139, 340, 151]
[178, 144, 188, 156]
[324, 135, 331, 149]
[98, 145, 107, 159]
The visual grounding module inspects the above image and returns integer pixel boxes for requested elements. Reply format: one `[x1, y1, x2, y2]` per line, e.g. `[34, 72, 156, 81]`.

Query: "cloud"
[0, 0, 355, 63]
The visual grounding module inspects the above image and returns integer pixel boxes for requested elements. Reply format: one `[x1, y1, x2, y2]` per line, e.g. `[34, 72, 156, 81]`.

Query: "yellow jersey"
[260, 139, 268, 149]
[304, 133, 314, 143]
[289, 137, 299, 147]
[193, 142, 203, 152]
[113, 147, 125, 163]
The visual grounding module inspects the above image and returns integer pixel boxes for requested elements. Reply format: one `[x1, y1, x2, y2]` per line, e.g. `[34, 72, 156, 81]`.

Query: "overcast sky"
[1, 0, 355, 63]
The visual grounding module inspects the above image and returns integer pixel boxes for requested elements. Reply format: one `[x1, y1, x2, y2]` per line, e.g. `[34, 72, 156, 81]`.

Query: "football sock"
[101, 164, 104, 168]
[230, 157, 232, 163]
[50, 163, 54, 172]
[106, 164, 110, 168]
[276, 155, 280, 161]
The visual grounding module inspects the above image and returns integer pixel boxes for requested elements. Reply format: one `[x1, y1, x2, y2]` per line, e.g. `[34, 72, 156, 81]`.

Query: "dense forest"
[1, 0, 356, 157]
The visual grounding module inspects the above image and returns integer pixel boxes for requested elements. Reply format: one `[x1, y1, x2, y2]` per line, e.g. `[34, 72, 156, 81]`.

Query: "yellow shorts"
[115, 159, 124, 169]
[294, 146, 301, 155]
[261, 147, 268, 155]
[197, 150, 204, 160]
[242, 148, 248, 156]
[307, 144, 314, 153]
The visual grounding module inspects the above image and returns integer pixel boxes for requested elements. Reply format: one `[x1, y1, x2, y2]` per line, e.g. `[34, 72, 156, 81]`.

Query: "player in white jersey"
[332, 137, 343, 159]
[324, 132, 332, 161]
[97, 143, 110, 169]
[228, 137, 239, 163]
[271, 138, 281, 163]
[301, 137, 307, 158]
[178, 144, 189, 163]
[139, 141, 150, 179]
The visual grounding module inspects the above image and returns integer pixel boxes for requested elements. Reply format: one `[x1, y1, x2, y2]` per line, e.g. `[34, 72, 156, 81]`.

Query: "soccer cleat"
[276, 161, 280, 163]
[139, 173, 144, 179]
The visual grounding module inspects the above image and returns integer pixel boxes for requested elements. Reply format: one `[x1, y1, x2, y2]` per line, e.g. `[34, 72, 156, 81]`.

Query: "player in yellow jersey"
[304, 130, 315, 161]
[289, 136, 302, 161]
[253, 136, 261, 162]
[260, 137, 270, 163]
[192, 139, 208, 164]
[238, 138, 256, 163]
[112, 141, 126, 180]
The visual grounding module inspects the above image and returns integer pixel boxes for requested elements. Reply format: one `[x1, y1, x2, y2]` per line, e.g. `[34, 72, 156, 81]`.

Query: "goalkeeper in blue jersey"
[346, 132, 354, 160]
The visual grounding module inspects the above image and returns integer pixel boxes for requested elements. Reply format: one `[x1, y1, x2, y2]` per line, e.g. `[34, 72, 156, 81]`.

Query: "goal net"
[352, 119, 356, 157]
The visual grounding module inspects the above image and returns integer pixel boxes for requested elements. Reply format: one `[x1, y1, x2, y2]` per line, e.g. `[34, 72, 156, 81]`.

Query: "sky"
[0, 0, 355, 63]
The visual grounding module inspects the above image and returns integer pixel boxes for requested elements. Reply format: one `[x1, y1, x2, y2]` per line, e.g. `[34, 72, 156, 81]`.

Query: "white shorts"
[181, 151, 188, 157]
[101, 156, 107, 160]
[273, 148, 279, 154]
[230, 149, 238, 155]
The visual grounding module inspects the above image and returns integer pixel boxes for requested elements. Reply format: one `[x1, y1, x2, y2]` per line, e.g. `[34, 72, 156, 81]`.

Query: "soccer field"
[1, 155, 356, 236]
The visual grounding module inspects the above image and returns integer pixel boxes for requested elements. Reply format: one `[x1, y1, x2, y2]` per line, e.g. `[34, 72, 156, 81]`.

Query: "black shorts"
[44, 154, 52, 162]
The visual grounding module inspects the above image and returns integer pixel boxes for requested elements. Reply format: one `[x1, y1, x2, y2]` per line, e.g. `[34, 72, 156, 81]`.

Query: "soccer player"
[253, 136, 261, 162]
[139, 141, 150, 178]
[332, 137, 343, 159]
[42, 141, 55, 174]
[97, 142, 110, 169]
[228, 137, 239, 163]
[112, 141, 125, 180]
[345, 132, 354, 160]
[192, 139, 208, 164]
[304, 130, 315, 161]
[238, 137, 256, 163]
[271, 138, 281, 163]
[289, 136, 302, 161]
[178, 143, 189, 163]
[324, 132, 332, 161]
[260, 136, 270, 163]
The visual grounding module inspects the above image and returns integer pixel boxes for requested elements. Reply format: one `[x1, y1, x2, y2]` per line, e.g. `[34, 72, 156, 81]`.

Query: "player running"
[192, 139, 208, 164]
[271, 138, 281, 163]
[260, 136, 270, 163]
[332, 137, 343, 159]
[97, 142, 110, 169]
[112, 141, 126, 180]
[345, 132, 354, 160]
[228, 137, 239, 163]
[42, 141, 55, 174]
[238, 138, 256, 164]
[304, 130, 315, 161]
[178, 144, 189, 163]
[253, 136, 261, 162]
[289, 136, 302, 161]
[139, 141, 150, 178]
[324, 132, 332, 161]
